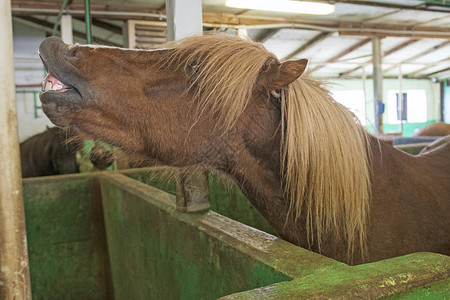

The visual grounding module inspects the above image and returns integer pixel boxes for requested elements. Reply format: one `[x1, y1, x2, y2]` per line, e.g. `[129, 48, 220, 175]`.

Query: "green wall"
[23, 174, 111, 300]
[122, 169, 276, 235]
[22, 171, 450, 299]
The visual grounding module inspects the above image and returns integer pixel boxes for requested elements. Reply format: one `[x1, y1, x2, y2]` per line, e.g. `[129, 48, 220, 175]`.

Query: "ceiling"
[10, 0, 450, 79]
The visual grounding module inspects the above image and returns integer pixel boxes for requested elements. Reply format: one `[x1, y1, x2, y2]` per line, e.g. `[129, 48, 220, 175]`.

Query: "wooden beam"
[383, 40, 450, 73]
[338, 21, 450, 39]
[283, 32, 332, 60]
[411, 15, 450, 27]
[424, 66, 450, 77]
[361, 10, 401, 23]
[254, 28, 280, 43]
[405, 65, 435, 77]
[332, 0, 450, 14]
[202, 13, 450, 39]
[406, 56, 450, 77]
[10, 1, 450, 38]
[339, 38, 420, 77]
[338, 30, 450, 39]
[16, 16, 121, 46]
[235, 9, 251, 16]
[310, 38, 372, 73]
[73, 17, 123, 35]
[11, 1, 163, 15]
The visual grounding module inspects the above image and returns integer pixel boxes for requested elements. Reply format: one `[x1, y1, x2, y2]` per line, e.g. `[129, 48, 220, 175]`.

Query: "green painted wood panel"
[100, 172, 290, 300]
[21, 171, 450, 299]
[122, 168, 275, 235]
[23, 174, 111, 300]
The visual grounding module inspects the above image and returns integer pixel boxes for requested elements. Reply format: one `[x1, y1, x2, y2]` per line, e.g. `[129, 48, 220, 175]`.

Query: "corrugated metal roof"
[11, 0, 450, 79]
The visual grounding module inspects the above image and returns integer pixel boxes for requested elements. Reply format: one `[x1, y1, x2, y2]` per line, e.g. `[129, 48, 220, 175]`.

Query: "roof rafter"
[405, 56, 450, 77]
[10, 2, 450, 39]
[339, 38, 420, 77]
[383, 40, 450, 73]
[73, 17, 123, 35]
[411, 14, 450, 27]
[330, 0, 450, 14]
[424, 66, 450, 77]
[254, 28, 280, 43]
[310, 37, 372, 73]
[14, 16, 121, 46]
[283, 32, 332, 61]
[360, 9, 401, 23]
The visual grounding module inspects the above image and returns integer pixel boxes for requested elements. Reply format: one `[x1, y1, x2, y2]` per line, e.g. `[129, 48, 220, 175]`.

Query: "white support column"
[372, 37, 383, 134]
[237, 28, 248, 38]
[122, 21, 132, 48]
[60, 14, 73, 44]
[166, 0, 202, 41]
[166, 0, 209, 212]
[0, 1, 31, 299]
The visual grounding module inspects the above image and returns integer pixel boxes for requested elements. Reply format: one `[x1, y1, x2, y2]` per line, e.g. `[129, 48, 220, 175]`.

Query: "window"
[331, 90, 366, 125]
[387, 90, 427, 124]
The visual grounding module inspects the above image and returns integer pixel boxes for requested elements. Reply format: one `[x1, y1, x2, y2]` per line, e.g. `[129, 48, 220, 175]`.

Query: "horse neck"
[222, 96, 289, 227]
[369, 134, 450, 196]
[369, 135, 424, 179]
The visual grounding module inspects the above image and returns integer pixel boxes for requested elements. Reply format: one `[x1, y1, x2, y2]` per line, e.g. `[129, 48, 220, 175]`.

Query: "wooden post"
[372, 37, 384, 134]
[166, 0, 210, 212]
[0, 1, 32, 298]
[176, 171, 210, 212]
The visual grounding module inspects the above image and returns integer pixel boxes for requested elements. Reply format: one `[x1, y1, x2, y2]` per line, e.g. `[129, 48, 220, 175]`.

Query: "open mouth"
[40, 55, 71, 93]
[39, 36, 86, 128]
[42, 73, 71, 92]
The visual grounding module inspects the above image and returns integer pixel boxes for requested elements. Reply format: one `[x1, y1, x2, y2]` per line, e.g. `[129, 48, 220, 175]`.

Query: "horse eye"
[187, 61, 200, 77]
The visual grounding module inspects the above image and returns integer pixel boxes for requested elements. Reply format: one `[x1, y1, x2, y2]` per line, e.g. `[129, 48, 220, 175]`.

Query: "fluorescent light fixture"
[225, 0, 335, 15]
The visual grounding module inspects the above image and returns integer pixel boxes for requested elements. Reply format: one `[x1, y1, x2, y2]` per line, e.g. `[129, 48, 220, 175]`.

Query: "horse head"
[39, 34, 307, 169]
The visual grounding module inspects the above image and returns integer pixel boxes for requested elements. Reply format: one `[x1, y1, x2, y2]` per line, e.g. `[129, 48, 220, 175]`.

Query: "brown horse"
[414, 122, 450, 136]
[20, 127, 80, 178]
[38, 34, 450, 265]
[20, 127, 114, 178]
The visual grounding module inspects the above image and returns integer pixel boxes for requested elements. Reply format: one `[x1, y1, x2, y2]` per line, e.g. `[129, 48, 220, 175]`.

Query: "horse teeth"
[45, 81, 52, 91]
[52, 84, 63, 91]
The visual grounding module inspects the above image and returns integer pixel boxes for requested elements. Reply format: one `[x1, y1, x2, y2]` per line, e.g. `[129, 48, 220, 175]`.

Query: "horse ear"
[261, 58, 309, 90]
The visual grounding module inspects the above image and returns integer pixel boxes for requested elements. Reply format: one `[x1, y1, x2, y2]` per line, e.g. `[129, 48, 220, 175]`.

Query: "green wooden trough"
[23, 168, 450, 299]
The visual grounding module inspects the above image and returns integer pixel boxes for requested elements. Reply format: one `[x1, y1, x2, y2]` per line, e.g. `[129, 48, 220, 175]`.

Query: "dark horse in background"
[20, 127, 80, 178]
[38, 34, 450, 265]
[20, 127, 114, 178]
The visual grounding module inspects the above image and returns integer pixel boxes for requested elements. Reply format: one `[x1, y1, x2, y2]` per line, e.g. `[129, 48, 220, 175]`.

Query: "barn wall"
[330, 78, 441, 136]
[13, 20, 54, 142]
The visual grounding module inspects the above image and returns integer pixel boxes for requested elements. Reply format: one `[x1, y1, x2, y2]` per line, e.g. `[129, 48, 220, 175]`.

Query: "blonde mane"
[161, 33, 371, 260]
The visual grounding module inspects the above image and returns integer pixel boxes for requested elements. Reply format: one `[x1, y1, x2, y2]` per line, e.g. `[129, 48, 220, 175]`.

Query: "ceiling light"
[225, 0, 335, 15]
